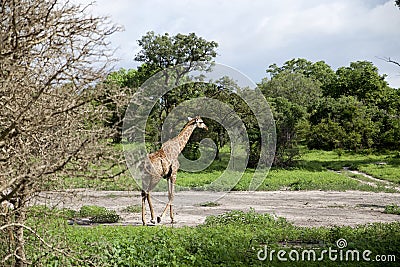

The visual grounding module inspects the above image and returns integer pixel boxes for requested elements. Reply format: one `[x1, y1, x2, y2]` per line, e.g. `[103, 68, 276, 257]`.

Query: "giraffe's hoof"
[150, 219, 155, 224]
[171, 219, 175, 224]
[157, 216, 161, 223]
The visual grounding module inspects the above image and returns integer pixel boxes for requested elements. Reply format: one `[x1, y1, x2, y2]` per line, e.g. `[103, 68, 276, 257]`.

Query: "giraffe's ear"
[187, 117, 193, 121]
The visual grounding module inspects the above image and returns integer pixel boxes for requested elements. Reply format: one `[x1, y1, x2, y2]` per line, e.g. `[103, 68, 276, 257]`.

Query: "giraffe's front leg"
[169, 175, 176, 223]
[157, 175, 176, 224]
[157, 178, 170, 224]
[158, 161, 179, 224]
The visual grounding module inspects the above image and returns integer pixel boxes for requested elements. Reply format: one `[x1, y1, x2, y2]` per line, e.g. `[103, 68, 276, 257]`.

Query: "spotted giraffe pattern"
[141, 116, 208, 225]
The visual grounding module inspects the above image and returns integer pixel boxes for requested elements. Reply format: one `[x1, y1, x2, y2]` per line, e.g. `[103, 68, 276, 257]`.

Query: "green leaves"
[267, 97, 306, 166]
[324, 61, 388, 106]
[26, 209, 400, 266]
[266, 58, 335, 85]
[260, 71, 323, 107]
[78, 205, 120, 223]
[204, 209, 278, 227]
[263, 58, 400, 152]
[308, 96, 380, 150]
[135, 31, 218, 69]
[384, 204, 400, 215]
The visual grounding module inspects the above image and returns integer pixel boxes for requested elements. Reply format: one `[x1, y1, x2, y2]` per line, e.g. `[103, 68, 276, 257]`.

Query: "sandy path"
[32, 190, 400, 227]
[333, 168, 400, 192]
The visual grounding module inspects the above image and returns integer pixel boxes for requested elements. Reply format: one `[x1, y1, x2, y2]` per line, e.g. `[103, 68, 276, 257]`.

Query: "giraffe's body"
[141, 116, 208, 225]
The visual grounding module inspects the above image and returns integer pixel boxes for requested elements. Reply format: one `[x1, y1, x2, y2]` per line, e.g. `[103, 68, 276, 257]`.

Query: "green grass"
[177, 171, 221, 188]
[20, 208, 400, 266]
[56, 171, 140, 191]
[344, 172, 398, 193]
[54, 148, 400, 192]
[299, 150, 385, 171]
[174, 149, 400, 192]
[27, 205, 121, 224]
[358, 163, 400, 184]
[300, 150, 400, 185]
[122, 204, 142, 213]
[198, 201, 221, 207]
[176, 168, 393, 192]
[257, 169, 381, 191]
[384, 204, 400, 215]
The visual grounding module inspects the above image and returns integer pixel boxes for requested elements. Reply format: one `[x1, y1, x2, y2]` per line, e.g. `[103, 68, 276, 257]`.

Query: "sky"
[85, 0, 400, 88]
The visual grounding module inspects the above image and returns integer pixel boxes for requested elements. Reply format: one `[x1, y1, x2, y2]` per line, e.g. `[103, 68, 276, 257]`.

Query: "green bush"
[122, 204, 142, 213]
[79, 205, 108, 217]
[204, 209, 281, 227]
[28, 205, 77, 218]
[90, 213, 120, 223]
[79, 205, 120, 223]
[384, 204, 400, 215]
[308, 96, 380, 150]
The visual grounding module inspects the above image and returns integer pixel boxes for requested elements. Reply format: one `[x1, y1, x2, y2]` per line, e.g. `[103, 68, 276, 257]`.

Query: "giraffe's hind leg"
[147, 192, 156, 224]
[141, 190, 147, 226]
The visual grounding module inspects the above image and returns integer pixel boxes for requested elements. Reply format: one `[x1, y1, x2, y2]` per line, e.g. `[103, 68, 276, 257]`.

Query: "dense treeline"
[260, 59, 400, 158]
[105, 32, 400, 167]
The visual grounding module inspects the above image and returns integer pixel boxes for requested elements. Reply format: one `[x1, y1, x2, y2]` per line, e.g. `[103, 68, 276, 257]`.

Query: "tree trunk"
[14, 196, 27, 267]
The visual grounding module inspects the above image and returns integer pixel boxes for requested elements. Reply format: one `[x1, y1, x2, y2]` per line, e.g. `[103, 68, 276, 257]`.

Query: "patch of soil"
[32, 190, 400, 227]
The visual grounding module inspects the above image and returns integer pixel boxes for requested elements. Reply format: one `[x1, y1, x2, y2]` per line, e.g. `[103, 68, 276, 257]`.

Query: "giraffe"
[141, 116, 208, 225]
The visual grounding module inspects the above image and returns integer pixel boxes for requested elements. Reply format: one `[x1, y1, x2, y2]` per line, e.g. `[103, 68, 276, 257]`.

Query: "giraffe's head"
[188, 116, 208, 131]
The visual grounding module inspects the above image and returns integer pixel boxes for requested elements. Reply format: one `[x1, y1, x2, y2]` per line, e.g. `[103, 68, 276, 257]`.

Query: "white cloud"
[83, 0, 400, 87]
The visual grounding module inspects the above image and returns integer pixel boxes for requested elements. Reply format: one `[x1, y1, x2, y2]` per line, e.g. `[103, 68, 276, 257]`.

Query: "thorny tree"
[0, 0, 127, 265]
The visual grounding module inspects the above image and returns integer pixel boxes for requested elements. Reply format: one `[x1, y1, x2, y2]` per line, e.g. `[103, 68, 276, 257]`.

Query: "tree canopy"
[135, 31, 218, 70]
[260, 58, 400, 155]
[109, 38, 400, 164]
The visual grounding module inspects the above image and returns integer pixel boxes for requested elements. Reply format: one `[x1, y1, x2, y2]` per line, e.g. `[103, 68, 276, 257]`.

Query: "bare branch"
[377, 56, 400, 68]
[1, 0, 126, 264]
[0, 223, 94, 266]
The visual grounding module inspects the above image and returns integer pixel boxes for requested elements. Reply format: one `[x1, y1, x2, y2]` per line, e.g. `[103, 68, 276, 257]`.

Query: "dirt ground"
[33, 190, 400, 227]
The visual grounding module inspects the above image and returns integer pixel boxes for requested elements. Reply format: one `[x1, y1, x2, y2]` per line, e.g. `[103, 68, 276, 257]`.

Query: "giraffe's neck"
[176, 123, 197, 153]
